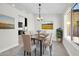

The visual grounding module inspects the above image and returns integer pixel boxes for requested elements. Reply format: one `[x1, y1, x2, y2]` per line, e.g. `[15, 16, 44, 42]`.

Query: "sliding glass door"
[72, 3, 79, 45]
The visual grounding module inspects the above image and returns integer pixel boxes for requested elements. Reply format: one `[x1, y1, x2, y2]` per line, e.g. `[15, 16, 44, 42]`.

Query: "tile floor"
[0, 41, 69, 56]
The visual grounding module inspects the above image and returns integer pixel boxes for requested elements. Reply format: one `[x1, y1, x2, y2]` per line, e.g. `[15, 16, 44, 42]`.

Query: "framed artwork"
[41, 23, 53, 30]
[0, 14, 15, 29]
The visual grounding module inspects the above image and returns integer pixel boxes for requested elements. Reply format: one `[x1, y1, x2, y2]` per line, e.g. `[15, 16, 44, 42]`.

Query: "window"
[72, 3, 79, 45]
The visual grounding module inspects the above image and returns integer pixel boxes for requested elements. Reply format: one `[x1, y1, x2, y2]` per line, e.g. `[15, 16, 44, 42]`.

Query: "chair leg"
[29, 52, 31, 56]
[43, 45, 45, 54]
[27, 52, 28, 56]
[50, 45, 52, 56]
[24, 50, 26, 56]
[50, 46, 51, 56]
[35, 48, 36, 56]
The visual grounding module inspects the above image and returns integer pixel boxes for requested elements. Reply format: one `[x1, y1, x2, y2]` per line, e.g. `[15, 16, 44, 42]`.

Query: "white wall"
[34, 14, 63, 41]
[27, 13, 36, 33]
[63, 6, 79, 56]
[0, 4, 35, 53]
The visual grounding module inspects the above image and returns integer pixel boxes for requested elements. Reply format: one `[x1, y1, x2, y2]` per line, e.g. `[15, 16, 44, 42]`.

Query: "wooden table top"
[31, 34, 48, 41]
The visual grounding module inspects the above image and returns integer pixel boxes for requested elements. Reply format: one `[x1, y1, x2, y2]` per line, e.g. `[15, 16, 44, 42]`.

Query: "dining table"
[31, 33, 48, 56]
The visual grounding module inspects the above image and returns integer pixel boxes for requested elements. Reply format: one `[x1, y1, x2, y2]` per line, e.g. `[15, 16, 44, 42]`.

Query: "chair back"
[50, 33, 52, 43]
[22, 34, 31, 52]
[46, 33, 52, 42]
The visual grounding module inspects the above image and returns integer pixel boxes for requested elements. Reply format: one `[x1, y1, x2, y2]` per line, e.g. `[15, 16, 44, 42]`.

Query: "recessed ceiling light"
[12, 4, 15, 7]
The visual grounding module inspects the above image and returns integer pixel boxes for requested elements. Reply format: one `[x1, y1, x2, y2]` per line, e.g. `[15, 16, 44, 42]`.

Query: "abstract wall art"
[0, 14, 15, 29]
[42, 23, 53, 30]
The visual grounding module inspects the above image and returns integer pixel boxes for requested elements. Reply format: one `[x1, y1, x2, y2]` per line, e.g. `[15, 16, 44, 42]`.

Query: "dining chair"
[43, 33, 52, 56]
[22, 34, 36, 56]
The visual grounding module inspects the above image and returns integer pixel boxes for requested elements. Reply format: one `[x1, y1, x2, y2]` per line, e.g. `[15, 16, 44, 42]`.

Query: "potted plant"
[56, 28, 63, 42]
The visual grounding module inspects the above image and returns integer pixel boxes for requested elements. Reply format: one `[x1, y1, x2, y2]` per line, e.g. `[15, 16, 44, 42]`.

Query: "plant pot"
[57, 38, 62, 42]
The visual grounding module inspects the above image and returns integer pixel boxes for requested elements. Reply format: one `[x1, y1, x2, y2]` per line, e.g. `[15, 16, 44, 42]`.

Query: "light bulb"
[37, 17, 40, 20]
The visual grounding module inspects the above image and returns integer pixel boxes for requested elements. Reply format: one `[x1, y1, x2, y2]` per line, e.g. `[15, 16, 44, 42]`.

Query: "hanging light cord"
[39, 4, 41, 18]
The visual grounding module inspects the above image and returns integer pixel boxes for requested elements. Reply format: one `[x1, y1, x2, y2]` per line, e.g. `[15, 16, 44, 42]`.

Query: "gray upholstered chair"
[43, 33, 52, 56]
[22, 34, 36, 56]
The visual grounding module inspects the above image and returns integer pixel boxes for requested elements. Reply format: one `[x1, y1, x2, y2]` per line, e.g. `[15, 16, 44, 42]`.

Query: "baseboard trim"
[63, 43, 71, 56]
[63, 40, 71, 56]
[0, 44, 18, 53]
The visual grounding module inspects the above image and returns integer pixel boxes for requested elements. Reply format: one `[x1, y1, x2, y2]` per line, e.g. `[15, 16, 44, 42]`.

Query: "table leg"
[33, 39, 35, 44]
[40, 40, 42, 56]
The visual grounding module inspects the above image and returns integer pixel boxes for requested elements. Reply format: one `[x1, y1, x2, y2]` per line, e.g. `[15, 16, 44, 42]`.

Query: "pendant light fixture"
[37, 4, 43, 21]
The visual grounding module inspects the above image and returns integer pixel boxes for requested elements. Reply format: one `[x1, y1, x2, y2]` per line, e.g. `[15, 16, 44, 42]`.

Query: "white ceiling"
[9, 3, 73, 14]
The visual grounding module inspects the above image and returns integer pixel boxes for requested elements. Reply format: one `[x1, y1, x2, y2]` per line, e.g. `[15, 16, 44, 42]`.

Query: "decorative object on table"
[37, 30, 41, 33]
[56, 28, 63, 42]
[37, 30, 41, 38]
[0, 14, 15, 29]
